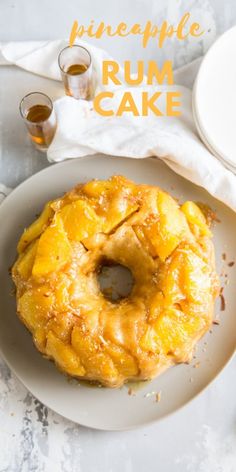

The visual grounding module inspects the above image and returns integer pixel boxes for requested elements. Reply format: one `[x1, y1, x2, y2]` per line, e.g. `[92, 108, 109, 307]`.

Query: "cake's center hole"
[98, 260, 134, 302]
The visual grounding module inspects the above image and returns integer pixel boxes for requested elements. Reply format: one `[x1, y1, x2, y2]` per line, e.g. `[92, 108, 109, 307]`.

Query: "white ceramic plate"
[193, 26, 236, 169]
[0, 155, 235, 431]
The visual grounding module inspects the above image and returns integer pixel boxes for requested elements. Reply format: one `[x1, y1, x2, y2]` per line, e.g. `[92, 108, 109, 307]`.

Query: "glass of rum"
[19, 92, 57, 152]
[58, 45, 92, 100]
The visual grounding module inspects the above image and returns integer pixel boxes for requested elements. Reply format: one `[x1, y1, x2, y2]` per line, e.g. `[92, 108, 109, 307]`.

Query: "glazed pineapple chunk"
[60, 199, 102, 242]
[104, 192, 138, 233]
[17, 201, 54, 253]
[46, 311, 74, 343]
[82, 178, 114, 198]
[18, 285, 54, 331]
[133, 224, 157, 258]
[32, 214, 71, 277]
[160, 245, 212, 307]
[83, 176, 138, 233]
[15, 240, 39, 279]
[101, 177, 138, 233]
[104, 341, 138, 377]
[83, 175, 135, 199]
[148, 292, 164, 323]
[52, 273, 71, 313]
[153, 307, 205, 358]
[46, 330, 85, 376]
[139, 325, 160, 353]
[160, 249, 185, 305]
[143, 190, 190, 261]
[181, 201, 212, 237]
[71, 326, 119, 383]
[71, 325, 99, 360]
[182, 248, 212, 303]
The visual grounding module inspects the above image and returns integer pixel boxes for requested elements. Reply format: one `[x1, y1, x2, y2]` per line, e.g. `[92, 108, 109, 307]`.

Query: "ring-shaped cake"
[12, 176, 219, 387]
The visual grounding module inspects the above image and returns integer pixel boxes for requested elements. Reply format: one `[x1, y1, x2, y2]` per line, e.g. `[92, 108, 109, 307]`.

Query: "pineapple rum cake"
[12, 176, 219, 388]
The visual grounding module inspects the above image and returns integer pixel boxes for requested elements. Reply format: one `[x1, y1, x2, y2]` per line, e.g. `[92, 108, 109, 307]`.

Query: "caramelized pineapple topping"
[12, 176, 219, 387]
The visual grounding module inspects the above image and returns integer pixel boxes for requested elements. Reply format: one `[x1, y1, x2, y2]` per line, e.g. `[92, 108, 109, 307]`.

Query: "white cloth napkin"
[1, 40, 236, 211]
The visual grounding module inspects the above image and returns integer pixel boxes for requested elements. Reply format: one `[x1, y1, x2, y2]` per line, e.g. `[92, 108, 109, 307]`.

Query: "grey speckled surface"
[0, 1, 236, 471]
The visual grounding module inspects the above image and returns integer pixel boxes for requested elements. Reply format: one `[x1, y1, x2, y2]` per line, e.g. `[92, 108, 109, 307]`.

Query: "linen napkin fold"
[1, 40, 236, 211]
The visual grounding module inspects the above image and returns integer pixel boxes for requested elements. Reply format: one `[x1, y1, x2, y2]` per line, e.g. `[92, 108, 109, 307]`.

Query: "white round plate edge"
[193, 25, 236, 166]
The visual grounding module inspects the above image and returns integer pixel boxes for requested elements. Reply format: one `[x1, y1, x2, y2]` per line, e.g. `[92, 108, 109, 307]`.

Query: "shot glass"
[19, 92, 57, 152]
[58, 45, 92, 100]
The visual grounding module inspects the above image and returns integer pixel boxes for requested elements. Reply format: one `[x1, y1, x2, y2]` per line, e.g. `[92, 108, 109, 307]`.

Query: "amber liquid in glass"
[26, 104, 56, 148]
[66, 64, 88, 75]
[64, 63, 90, 99]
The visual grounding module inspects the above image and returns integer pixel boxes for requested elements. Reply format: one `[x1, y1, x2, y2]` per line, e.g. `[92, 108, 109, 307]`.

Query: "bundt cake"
[12, 176, 219, 387]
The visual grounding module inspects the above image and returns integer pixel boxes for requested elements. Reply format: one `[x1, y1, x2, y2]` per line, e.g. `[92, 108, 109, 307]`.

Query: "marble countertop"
[0, 1, 236, 471]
